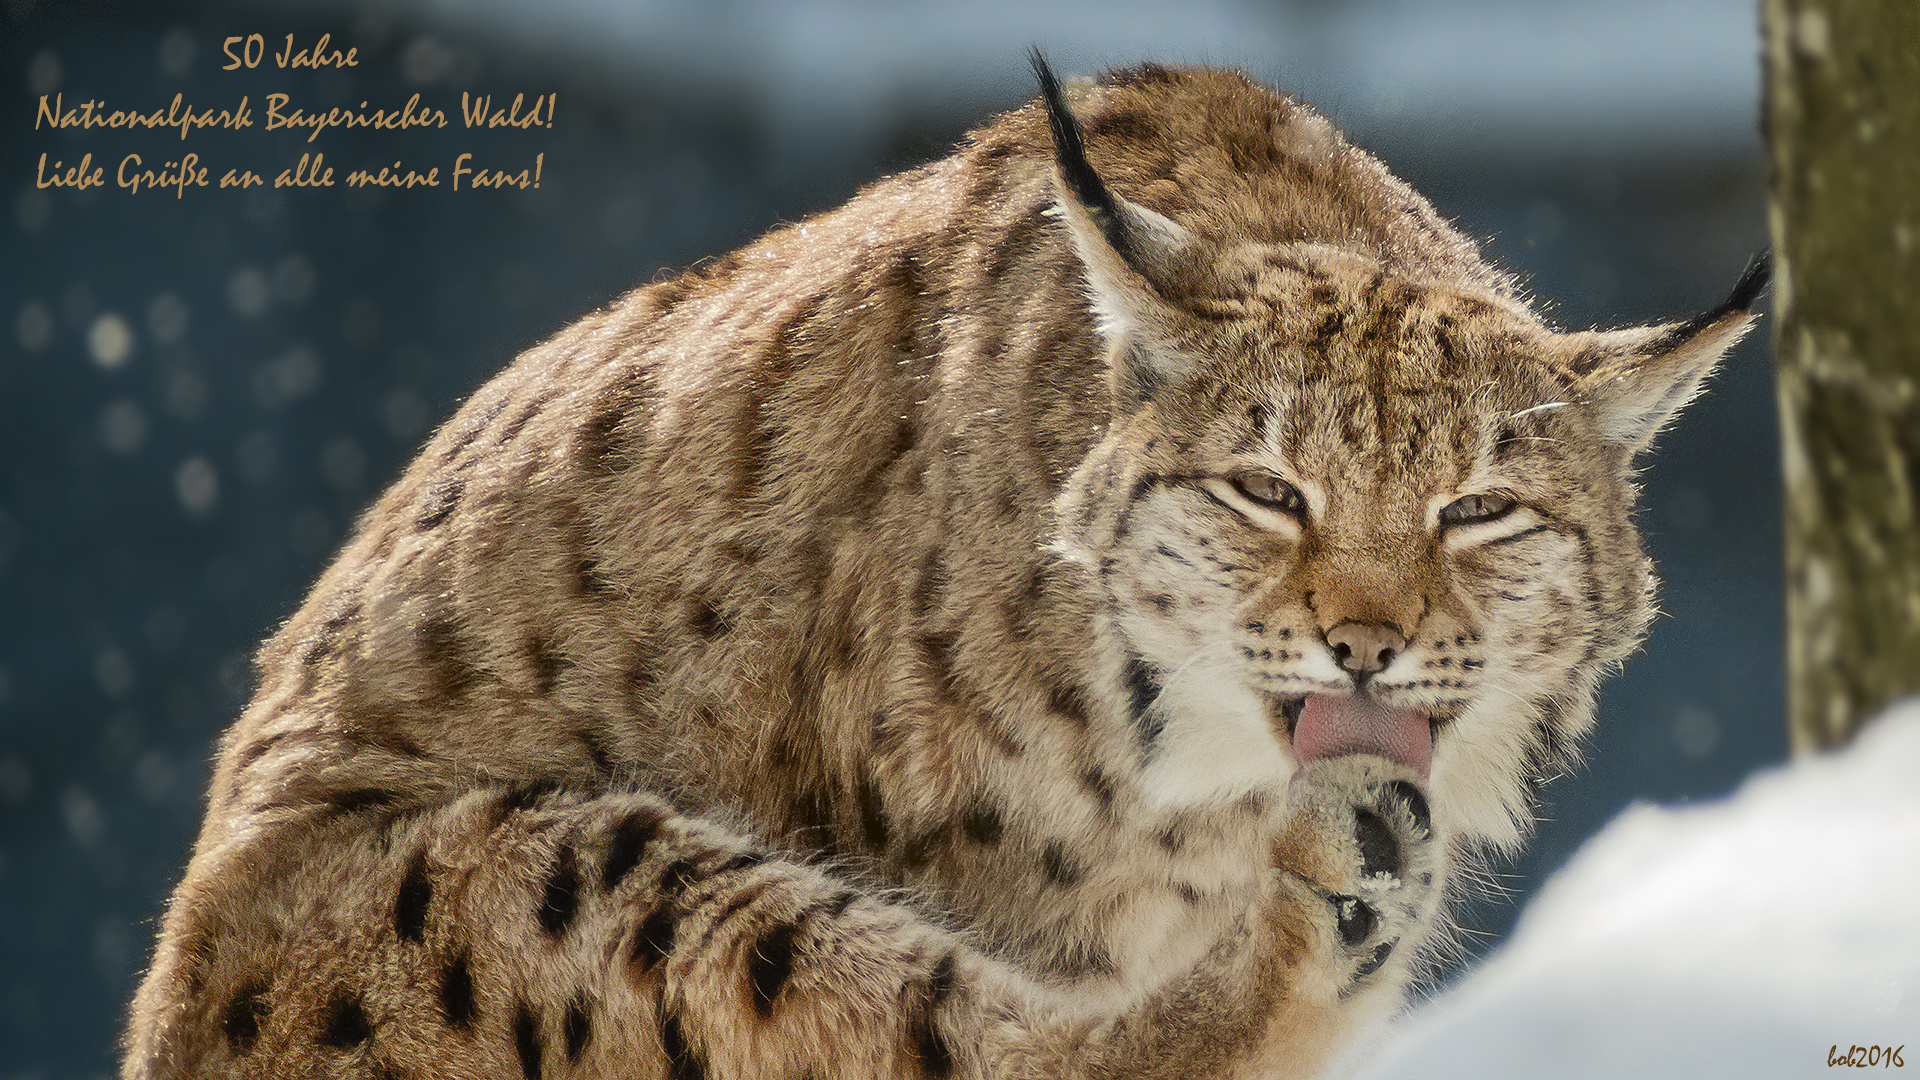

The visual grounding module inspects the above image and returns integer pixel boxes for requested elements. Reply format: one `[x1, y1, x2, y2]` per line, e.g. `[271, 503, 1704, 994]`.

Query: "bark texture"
[1765, 0, 1920, 752]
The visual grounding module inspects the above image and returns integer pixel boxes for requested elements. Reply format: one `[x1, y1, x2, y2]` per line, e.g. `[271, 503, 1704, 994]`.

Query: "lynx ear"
[1031, 51, 1199, 403]
[1571, 252, 1771, 454]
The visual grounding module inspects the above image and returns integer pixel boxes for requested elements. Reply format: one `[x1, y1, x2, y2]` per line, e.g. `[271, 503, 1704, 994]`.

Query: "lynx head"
[1032, 56, 1766, 851]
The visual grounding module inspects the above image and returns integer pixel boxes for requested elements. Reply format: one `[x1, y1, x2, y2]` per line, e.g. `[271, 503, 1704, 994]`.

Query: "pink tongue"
[1292, 696, 1432, 774]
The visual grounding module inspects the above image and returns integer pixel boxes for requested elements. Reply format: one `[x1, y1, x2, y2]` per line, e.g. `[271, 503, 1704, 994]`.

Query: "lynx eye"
[1229, 472, 1307, 516]
[1439, 492, 1516, 527]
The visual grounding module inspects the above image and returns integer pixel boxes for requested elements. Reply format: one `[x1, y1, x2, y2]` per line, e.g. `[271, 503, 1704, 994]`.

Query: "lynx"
[123, 57, 1764, 1079]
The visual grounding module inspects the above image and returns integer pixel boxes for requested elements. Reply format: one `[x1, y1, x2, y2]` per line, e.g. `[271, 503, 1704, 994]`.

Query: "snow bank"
[1344, 700, 1920, 1080]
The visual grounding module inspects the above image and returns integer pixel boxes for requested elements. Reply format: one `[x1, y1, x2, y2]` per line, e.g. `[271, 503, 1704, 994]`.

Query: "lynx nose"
[1325, 621, 1407, 679]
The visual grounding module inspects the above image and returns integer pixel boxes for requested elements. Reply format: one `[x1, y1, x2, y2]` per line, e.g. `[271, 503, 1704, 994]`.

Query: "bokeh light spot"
[174, 456, 220, 516]
[87, 312, 134, 369]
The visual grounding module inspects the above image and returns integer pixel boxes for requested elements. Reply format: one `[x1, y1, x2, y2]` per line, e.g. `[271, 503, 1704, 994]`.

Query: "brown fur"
[124, 65, 1754, 1079]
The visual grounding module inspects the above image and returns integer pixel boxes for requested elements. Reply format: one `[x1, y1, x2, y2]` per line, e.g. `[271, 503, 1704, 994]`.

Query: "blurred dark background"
[1, 0, 1777, 1075]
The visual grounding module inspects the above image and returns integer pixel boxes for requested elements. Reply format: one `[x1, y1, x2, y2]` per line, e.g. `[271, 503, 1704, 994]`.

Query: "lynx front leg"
[1242, 756, 1442, 1076]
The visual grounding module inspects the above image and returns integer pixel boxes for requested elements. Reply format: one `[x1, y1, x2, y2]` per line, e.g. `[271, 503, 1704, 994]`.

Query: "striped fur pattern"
[123, 63, 1758, 1079]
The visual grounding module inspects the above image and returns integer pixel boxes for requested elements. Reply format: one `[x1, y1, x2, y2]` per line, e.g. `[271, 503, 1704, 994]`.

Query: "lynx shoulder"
[124, 59, 1763, 1079]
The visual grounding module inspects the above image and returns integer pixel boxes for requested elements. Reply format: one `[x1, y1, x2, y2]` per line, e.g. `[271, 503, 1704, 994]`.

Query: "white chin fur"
[1137, 655, 1291, 812]
[1430, 683, 1556, 854]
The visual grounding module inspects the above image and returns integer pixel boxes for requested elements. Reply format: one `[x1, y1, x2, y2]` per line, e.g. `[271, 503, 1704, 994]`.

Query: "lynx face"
[1045, 122, 1760, 850]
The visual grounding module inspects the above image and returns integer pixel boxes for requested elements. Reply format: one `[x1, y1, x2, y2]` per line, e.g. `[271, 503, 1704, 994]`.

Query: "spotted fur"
[123, 61, 1759, 1079]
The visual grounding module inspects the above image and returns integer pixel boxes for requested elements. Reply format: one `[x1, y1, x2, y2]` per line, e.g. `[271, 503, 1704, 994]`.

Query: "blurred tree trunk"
[1764, 0, 1920, 753]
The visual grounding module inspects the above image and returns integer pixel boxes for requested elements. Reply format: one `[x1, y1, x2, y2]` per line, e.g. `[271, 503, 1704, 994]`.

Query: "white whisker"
[1508, 401, 1568, 420]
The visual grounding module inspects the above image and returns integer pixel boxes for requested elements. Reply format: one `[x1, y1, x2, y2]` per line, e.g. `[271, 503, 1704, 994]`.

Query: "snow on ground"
[1342, 700, 1920, 1080]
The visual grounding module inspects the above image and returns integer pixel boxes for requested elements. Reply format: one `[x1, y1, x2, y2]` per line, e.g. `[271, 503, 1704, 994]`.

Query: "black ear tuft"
[1652, 249, 1772, 352]
[1722, 248, 1773, 313]
[1029, 49, 1131, 262]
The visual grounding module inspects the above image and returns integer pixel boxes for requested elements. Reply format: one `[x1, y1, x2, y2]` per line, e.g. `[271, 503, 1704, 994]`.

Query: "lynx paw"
[1279, 756, 1438, 990]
